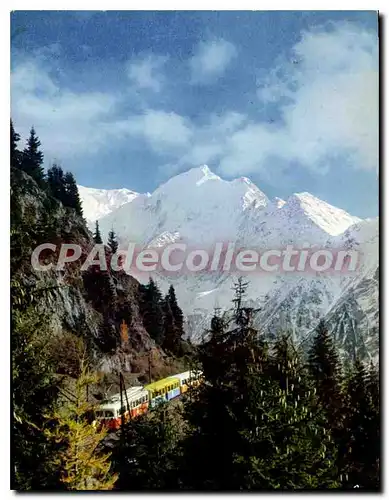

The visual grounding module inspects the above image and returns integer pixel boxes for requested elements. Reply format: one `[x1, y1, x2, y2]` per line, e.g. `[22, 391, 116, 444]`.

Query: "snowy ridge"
[78, 185, 144, 227]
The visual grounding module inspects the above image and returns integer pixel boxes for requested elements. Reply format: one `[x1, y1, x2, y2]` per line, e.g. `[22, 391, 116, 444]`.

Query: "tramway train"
[94, 370, 202, 430]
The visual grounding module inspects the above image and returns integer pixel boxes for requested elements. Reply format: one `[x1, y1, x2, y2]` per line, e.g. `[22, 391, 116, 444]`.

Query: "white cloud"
[164, 24, 378, 182]
[11, 57, 118, 160]
[189, 38, 237, 84]
[12, 53, 193, 166]
[251, 23, 378, 175]
[116, 110, 193, 151]
[126, 54, 168, 92]
[11, 23, 378, 185]
[156, 111, 248, 174]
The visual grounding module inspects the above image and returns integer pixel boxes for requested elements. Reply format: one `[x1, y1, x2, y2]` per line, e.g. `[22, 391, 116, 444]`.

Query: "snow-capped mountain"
[97, 165, 269, 246]
[79, 165, 379, 359]
[238, 191, 361, 252]
[77, 185, 143, 227]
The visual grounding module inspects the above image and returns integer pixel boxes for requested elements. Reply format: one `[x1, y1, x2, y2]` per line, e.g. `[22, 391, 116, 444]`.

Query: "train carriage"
[144, 377, 180, 408]
[94, 386, 149, 429]
[169, 370, 203, 395]
[94, 371, 204, 430]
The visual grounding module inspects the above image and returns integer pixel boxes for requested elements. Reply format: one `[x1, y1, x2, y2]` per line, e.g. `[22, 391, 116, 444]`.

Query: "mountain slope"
[97, 165, 269, 246]
[77, 185, 142, 227]
[79, 165, 378, 359]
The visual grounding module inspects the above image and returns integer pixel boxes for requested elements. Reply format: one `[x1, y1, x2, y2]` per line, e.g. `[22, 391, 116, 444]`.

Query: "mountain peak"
[283, 192, 361, 236]
[181, 165, 221, 185]
[77, 185, 140, 225]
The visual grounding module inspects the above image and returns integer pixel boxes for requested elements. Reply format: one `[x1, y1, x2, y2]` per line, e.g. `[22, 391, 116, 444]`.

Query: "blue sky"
[11, 11, 378, 217]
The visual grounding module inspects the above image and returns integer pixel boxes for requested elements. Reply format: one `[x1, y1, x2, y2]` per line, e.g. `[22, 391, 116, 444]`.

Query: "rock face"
[12, 168, 163, 379]
[79, 165, 379, 361]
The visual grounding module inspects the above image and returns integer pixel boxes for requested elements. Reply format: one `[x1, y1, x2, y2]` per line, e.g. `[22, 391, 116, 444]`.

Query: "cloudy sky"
[11, 11, 378, 217]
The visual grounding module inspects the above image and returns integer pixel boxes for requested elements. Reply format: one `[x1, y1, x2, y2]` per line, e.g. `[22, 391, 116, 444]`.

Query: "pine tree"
[308, 320, 345, 430]
[112, 403, 185, 490]
[182, 280, 340, 490]
[167, 285, 184, 336]
[251, 334, 340, 489]
[367, 362, 379, 413]
[342, 358, 380, 490]
[44, 358, 118, 490]
[64, 171, 83, 216]
[11, 119, 21, 169]
[139, 278, 164, 345]
[21, 127, 45, 186]
[82, 266, 117, 319]
[181, 280, 267, 490]
[94, 220, 103, 244]
[162, 297, 179, 354]
[107, 227, 119, 254]
[47, 163, 66, 203]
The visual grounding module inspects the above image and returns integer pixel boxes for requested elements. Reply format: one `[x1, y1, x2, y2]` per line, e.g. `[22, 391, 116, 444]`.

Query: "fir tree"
[181, 280, 266, 490]
[367, 362, 379, 413]
[82, 266, 117, 319]
[94, 220, 103, 244]
[308, 320, 345, 430]
[112, 404, 185, 490]
[11, 119, 21, 169]
[21, 127, 45, 186]
[167, 285, 184, 336]
[47, 163, 66, 203]
[162, 297, 179, 354]
[253, 334, 340, 489]
[182, 281, 340, 490]
[342, 358, 380, 490]
[107, 227, 119, 254]
[64, 171, 83, 216]
[139, 278, 164, 345]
